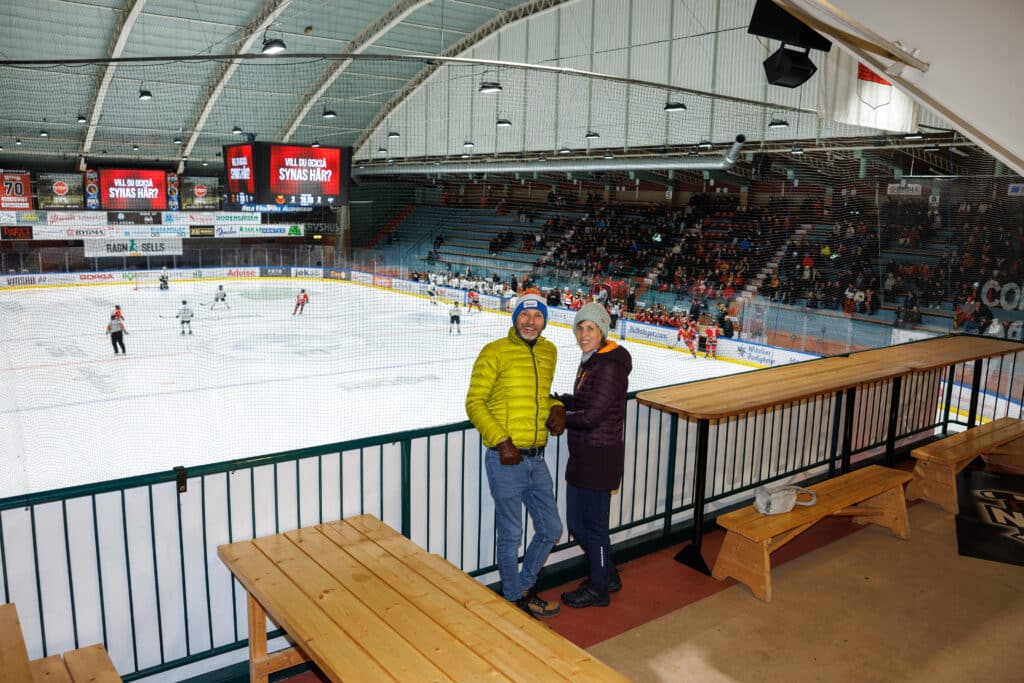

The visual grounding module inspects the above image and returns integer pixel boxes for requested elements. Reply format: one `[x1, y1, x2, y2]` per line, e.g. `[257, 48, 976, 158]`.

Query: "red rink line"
[0, 351, 189, 373]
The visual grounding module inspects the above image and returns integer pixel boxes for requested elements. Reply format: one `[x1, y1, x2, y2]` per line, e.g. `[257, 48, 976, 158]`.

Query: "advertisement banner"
[190, 225, 215, 237]
[3, 273, 48, 286]
[324, 268, 348, 281]
[98, 169, 168, 210]
[236, 224, 304, 237]
[1008, 183, 1024, 196]
[886, 183, 923, 196]
[37, 172, 84, 209]
[166, 172, 180, 211]
[15, 211, 45, 225]
[260, 266, 290, 277]
[83, 238, 183, 258]
[264, 144, 341, 206]
[181, 176, 220, 210]
[350, 271, 373, 285]
[1, 226, 33, 240]
[108, 225, 187, 238]
[84, 169, 100, 209]
[293, 267, 323, 279]
[108, 211, 163, 225]
[47, 211, 107, 227]
[224, 143, 256, 205]
[32, 224, 110, 240]
[214, 212, 261, 225]
[225, 268, 260, 278]
[0, 172, 33, 210]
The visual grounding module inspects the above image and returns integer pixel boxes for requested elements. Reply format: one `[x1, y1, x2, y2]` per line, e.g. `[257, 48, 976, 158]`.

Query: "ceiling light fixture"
[261, 32, 287, 55]
[922, 145, 941, 153]
[378, 147, 387, 154]
[387, 131, 400, 139]
[585, 131, 600, 139]
[687, 149, 700, 157]
[791, 145, 804, 155]
[460, 153, 470, 159]
[138, 88, 153, 101]
[232, 126, 242, 135]
[311, 140, 320, 148]
[903, 131, 924, 140]
[603, 153, 614, 160]
[132, 144, 139, 152]
[202, 161, 209, 167]
[77, 114, 87, 124]
[322, 109, 337, 119]
[697, 140, 713, 149]
[40, 130, 48, 138]
[559, 147, 571, 154]
[15, 139, 22, 145]
[463, 141, 474, 149]
[664, 101, 687, 113]
[496, 119, 512, 128]
[768, 118, 789, 129]
[478, 81, 502, 94]
[174, 136, 182, 145]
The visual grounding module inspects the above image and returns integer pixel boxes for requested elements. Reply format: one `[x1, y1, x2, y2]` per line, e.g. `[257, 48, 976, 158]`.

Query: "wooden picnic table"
[219, 514, 631, 683]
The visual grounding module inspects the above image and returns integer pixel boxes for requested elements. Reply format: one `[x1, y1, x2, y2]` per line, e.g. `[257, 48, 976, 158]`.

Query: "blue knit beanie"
[512, 292, 548, 327]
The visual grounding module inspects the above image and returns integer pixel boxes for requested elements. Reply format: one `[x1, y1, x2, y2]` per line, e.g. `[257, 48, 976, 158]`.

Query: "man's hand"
[496, 438, 521, 465]
[546, 404, 566, 436]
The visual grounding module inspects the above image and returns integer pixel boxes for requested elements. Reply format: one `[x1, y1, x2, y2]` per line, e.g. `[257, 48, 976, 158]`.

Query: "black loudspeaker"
[763, 46, 817, 88]
[748, 0, 831, 52]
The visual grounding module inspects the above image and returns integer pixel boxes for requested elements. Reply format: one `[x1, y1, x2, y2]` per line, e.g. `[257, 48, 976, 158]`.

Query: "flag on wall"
[817, 49, 920, 132]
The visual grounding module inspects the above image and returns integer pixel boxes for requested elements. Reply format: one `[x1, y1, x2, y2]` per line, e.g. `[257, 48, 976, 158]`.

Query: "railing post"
[841, 387, 857, 474]
[884, 376, 903, 466]
[828, 390, 843, 477]
[967, 359, 983, 428]
[662, 413, 679, 537]
[400, 438, 412, 538]
[942, 365, 956, 434]
[674, 418, 711, 575]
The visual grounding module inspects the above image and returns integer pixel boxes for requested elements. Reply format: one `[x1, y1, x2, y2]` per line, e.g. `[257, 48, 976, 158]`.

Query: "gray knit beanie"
[574, 302, 611, 338]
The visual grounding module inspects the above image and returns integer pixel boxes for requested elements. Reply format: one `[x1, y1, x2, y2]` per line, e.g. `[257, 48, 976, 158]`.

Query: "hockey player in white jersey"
[210, 285, 229, 310]
[177, 300, 194, 335]
[449, 301, 461, 334]
[427, 282, 438, 305]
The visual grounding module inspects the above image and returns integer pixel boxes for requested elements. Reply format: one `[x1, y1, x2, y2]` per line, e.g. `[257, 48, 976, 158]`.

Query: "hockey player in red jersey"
[293, 289, 309, 315]
[467, 288, 482, 313]
[112, 305, 124, 321]
[703, 321, 720, 360]
[677, 319, 698, 358]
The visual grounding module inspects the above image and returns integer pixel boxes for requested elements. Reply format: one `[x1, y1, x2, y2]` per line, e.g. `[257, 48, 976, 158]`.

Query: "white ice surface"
[0, 280, 750, 497]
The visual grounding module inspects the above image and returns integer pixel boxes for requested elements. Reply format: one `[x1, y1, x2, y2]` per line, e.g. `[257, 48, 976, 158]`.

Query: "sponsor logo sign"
[4, 274, 45, 286]
[1, 226, 33, 240]
[214, 212, 261, 225]
[62, 226, 109, 239]
[350, 271, 373, 285]
[324, 269, 348, 281]
[37, 172, 85, 209]
[190, 225, 215, 237]
[108, 211, 163, 225]
[0, 211, 16, 223]
[47, 211, 107, 226]
[261, 266, 290, 277]
[78, 272, 116, 281]
[215, 225, 239, 237]
[886, 183, 922, 196]
[83, 238, 183, 257]
[182, 176, 220, 210]
[16, 211, 45, 225]
[1009, 183, 1024, 196]
[293, 267, 322, 278]
[226, 268, 259, 278]
[981, 281, 1024, 311]
[372, 275, 393, 288]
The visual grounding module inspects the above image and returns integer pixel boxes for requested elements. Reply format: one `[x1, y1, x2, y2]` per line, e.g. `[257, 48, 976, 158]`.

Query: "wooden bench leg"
[906, 461, 959, 514]
[849, 485, 911, 539]
[712, 531, 771, 602]
[247, 593, 269, 683]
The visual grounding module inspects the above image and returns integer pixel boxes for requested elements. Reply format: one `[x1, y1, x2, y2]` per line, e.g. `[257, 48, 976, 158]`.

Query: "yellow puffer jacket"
[466, 327, 562, 449]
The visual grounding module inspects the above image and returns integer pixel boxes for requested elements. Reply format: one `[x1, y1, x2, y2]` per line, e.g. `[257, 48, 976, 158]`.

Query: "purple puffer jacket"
[557, 340, 632, 491]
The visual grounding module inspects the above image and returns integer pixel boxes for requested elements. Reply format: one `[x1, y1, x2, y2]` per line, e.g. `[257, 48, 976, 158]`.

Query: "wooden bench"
[907, 417, 1024, 513]
[2, 604, 121, 682]
[711, 465, 913, 602]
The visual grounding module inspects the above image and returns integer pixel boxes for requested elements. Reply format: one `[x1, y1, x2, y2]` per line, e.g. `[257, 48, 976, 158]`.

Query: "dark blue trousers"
[565, 482, 612, 594]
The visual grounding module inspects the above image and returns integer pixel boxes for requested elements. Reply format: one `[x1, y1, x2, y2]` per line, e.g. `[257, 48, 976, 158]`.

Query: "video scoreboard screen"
[98, 169, 168, 210]
[223, 142, 351, 210]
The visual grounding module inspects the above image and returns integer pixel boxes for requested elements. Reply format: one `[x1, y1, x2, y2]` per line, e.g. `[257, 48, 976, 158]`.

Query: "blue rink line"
[0, 352, 482, 416]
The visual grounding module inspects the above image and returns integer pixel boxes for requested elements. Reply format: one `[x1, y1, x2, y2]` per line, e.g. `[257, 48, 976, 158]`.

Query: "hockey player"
[293, 289, 309, 315]
[159, 267, 169, 290]
[177, 300, 194, 335]
[112, 305, 124, 321]
[677, 320, 697, 358]
[703, 321, 720, 360]
[449, 301, 461, 334]
[467, 288, 482, 313]
[210, 285, 230, 310]
[427, 282, 438, 305]
[106, 314, 127, 354]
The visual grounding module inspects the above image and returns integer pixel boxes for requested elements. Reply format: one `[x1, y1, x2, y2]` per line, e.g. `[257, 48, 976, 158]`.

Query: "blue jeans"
[484, 449, 563, 601]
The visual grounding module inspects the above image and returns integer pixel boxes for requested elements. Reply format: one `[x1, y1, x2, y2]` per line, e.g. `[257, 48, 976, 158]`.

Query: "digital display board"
[181, 176, 220, 210]
[37, 172, 84, 209]
[264, 144, 341, 207]
[98, 169, 168, 210]
[224, 143, 255, 205]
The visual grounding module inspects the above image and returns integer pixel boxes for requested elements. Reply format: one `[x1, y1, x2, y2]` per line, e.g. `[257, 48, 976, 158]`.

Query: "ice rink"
[0, 279, 751, 497]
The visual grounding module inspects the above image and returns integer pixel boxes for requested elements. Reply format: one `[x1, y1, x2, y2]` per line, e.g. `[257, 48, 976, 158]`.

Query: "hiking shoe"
[561, 584, 610, 609]
[581, 568, 622, 594]
[516, 587, 560, 618]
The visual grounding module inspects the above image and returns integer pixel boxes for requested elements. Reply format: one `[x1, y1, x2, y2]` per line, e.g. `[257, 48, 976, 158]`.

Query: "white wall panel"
[425, 71, 450, 158]
[524, 72, 559, 151]
[592, 0, 631, 78]
[592, 79, 627, 149]
[558, 0, 593, 70]
[557, 73, 591, 150]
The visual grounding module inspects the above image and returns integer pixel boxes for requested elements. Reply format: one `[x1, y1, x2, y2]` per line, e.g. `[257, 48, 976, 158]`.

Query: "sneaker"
[516, 587, 560, 618]
[581, 568, 622, 594]
[561, 584, 609, 609]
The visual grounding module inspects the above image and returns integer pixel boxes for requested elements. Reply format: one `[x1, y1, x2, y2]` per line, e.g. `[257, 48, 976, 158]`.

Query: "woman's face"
[575, 320, 604, 354]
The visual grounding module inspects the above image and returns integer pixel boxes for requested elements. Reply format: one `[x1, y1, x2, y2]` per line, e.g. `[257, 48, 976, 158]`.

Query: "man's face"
[515, 309, 545, 341]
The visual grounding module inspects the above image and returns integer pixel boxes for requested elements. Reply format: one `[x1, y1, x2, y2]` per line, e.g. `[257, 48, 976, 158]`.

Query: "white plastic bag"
[753, 485, 817, 515]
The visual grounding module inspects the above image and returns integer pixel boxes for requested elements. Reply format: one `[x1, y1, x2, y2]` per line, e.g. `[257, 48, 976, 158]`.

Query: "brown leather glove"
[496, 438, 521, 465]
[546, 404, 566, 436]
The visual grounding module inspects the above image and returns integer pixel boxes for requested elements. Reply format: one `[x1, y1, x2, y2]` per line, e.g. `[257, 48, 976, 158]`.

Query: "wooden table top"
[637, 335, 1023, 421]
[218, 514, 630, 683]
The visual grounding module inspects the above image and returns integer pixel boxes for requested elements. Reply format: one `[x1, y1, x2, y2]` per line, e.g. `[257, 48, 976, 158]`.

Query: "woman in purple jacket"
[555, 302, 632, 608]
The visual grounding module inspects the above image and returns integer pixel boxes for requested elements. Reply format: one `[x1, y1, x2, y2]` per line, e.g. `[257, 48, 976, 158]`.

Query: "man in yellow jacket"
[466, 291, 566, 618]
